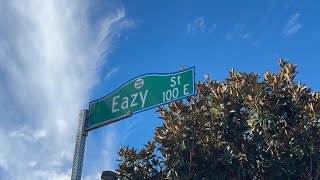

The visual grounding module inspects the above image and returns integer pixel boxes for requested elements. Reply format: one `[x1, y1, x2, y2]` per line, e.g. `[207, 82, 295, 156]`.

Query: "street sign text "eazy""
[87, 67, 195, 129]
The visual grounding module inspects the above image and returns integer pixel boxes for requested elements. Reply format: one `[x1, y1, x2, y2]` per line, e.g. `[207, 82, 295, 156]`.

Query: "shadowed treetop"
[116, 59, 320, 180]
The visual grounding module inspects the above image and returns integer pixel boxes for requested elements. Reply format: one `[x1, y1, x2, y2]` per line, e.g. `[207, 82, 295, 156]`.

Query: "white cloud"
[33, 170, 71, 180]
[226, 23, 251, 41]
[81, 127, 119, 180]
[122, 117, 144, 142]
[242, 33, 251, 40]
[187, 17, 206, 33]
[0, 0, 130, 179]
[28, 160, 38, 168]
[83, 172, 101, 180]
[282, 13, 302, 37]
[33, 129, 47, 140]
[187, 17, 216, 34]
[9, 127, 48, 143]
[105, 67, 120, 79]
[101, 129, 118, 171]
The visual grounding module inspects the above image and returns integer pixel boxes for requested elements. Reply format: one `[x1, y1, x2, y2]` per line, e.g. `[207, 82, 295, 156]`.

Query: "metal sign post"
[71, 110, 132, 180]
[71, 110, 88, 180]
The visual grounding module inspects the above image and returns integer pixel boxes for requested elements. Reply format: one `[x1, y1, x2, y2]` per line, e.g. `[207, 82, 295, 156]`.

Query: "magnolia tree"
[116, 60, 320, 179]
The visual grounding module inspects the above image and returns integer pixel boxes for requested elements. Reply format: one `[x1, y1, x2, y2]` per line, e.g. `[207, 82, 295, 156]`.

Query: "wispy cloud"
[282, 13, 302, 37]
[9, 126, 47, 142]
[187, 17, 216, 34]
[226, 23, 251, 41]
[83, 173, 101, 180]
[101, 129, 118, 170]
[82, 126, 119, 180]
[105, 67, 120, 80]
[122, 117, 144, 143]
[0, 0, 130, 179]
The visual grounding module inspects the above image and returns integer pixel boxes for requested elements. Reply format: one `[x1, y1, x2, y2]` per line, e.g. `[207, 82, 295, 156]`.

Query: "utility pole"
[71, 109, 88, 180]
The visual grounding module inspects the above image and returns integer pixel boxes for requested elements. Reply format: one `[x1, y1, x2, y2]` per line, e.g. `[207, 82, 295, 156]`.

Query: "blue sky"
[0, 0, 319, 179]
[85, 0, 320, 178]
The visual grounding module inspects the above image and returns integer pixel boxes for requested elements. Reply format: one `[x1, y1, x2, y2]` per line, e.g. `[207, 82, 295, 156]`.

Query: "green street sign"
[87, 67, 195, 130]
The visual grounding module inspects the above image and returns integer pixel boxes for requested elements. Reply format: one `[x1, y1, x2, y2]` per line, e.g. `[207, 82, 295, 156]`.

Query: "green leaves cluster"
[117, 141, 164, 179]
[116, 60, 320, 179]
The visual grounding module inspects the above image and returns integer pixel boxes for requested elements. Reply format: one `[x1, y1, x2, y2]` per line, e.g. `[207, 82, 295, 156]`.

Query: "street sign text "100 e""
[87, 67, 195, 129]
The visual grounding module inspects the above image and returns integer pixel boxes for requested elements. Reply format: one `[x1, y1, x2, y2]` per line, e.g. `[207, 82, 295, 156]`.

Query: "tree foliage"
[116, 60, 320, 179]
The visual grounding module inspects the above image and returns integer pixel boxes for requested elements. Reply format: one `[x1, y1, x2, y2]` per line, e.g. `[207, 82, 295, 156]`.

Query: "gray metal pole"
[71, 109, 88, 180]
